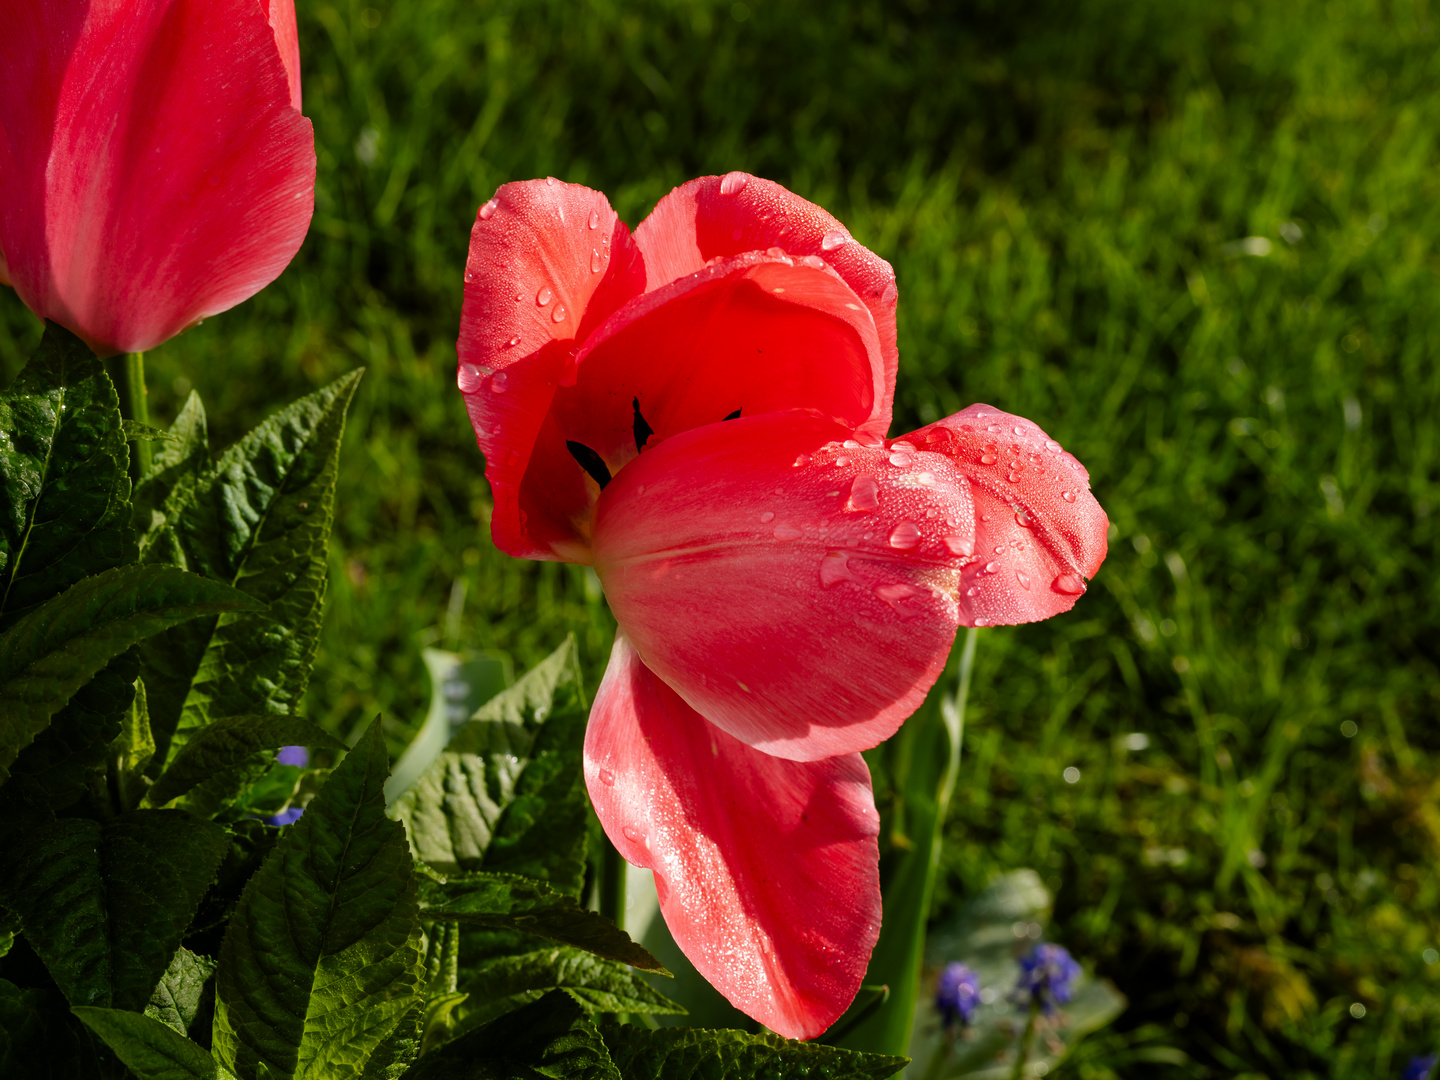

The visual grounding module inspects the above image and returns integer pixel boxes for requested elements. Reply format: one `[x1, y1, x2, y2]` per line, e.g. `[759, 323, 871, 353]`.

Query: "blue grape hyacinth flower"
[1015, 942, 1081, 1015]
[1402, 1054, 1438, 1080]
[935, 962, 981, 1029]
[277, 745, 309, 767]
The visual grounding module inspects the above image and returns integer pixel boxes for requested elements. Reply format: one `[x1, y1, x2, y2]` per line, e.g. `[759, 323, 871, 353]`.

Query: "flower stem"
[106, 351, 151, 479]
[1009, 1000, 1039, 1080]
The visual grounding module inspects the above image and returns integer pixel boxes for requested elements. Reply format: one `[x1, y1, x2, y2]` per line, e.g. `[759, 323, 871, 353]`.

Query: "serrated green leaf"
[600, 1022, 909, 1080]
[0, 564, 261, 785]
[404, 990, 620, 1080]
[1, 978, 108, 1080]
[123, 420, 184, 445]
[135, 392, 210, 566]
[0, 809, 228, 1011]
[359, 1001, 423, 1080]
[392, 637, 588, 896]
[0, 322, 135, 635]
[110, 675, 156, 812]
[213, 719, 422, 1080]
[451, 947, 685, 1036]
[74, 1006, 219, 1079]
[144, 714, 344, 810]
[140, 370, 363, 765]
[146, 947, 219, 1037]
[420, 871, 666, 975]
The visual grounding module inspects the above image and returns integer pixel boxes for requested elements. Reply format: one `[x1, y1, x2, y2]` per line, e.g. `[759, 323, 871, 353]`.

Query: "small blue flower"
[934, 962, 981, 1028]
[277, 745, 309, 767]
[263, 806, 304, 827]
[1015, 942, 1081, 1015]
[1402, 1054, 1438, 1080]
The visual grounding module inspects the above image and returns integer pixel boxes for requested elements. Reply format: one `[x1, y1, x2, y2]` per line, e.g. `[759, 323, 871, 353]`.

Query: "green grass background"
[3, 0, 1438, 1074]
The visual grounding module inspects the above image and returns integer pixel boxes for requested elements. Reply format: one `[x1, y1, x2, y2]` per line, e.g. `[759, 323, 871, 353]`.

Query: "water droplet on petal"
[720, 171, 749, 196]
[545, 176, 557, 186]
[457, 363, 484, 392]
[598, 769, 615, 786]
[536, 286, 552, 306]
[1013, 425, 1026, 436]
[819, 551, 858, 588]
[773, 523, 804, 541]
[591, 249, 604, 273]
[984, 560, 1000, 573]
[506, 334, 520, 347]
[848, 474, 880, 511]
[622, 825, 644, 844]
[875, 582, 923, 616]
[888, 451, 915, 468]
[834, 455, 851, 467]
[1062, 490, 1077, 502]
[552, 304, 567, 323]
[588, 209, 600, 229]
[1007, 472, 1022, 483]
[793, 453, 811, 467]
[981, 453, 998, 465]
[944, 535, 973, 556]
[1016, 569, 1031, 589]
[966, 586, 979, 597]
[760, 511, 776, 523]
[843, 439, 861, 449]
[889, 521, 921, 550]
[974, 616, 990, 627]
[1046, 440, 1063, 452]
[1015, 510, 1033, 528]
[1052, 573, 1086, 595]
[479, 198, 498, 219]
[821, 229, 848, 251]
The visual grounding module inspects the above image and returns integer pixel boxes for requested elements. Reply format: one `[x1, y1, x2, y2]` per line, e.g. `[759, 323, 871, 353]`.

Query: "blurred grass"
[3, 0, 1439, 1074]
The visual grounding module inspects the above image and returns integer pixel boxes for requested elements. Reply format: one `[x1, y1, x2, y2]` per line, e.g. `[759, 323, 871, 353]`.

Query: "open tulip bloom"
[0, 0, 315, 357]
[456, 173, 1109, 1039]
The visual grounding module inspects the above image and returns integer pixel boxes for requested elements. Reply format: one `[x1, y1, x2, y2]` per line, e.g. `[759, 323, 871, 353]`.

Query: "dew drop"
[819, 551, 858, 588]
[1013, 425, 1026, 436]
[591, 248, 604, 273]
[514, 291, 525, 302]
[1052, 573, 1086, 595]
[875, 582, 922, 616]
[719, 171, 750, 196]
[984, 560, 1001, 573]
[760, 511, 776, 523]
[843, 439, 861, 449]
[545, 176, 557, 186]
[622, 825, 644, 844]
[966, 586, 979, 597]
[505, 335, 520, 347]
[491, 371, 509, 393]
[888, 451, 915, 468]
[981, 453, 998, 465]
[889, 521, 921, 550]
[598, 769, 615, 786]
[456, 363, 484, 393]
[1016, 569, 1031, 589]
[848, 474, 880, 512]
[552, 304, 567, 323]
[834, 455, 851, 467]
[793, 453, 811, 467]
[1046, 440, 1063, 452]
[974, 616, 990, 627]
[1015, 510, 1033, 528]
[821, 229, 848, 251]
[536, 286, 553, 306]
[479, 198, 498, 220]
[944, 535, 974, 556]
[588, 209, 600, 229]
[1007, 472, 1022, 483]
[773, 523, 804, 541]
[891, 441, 917, 454]
[1062, 490, 1077, 503]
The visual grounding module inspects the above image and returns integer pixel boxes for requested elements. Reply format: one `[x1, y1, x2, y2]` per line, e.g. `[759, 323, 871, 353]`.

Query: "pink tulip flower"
[0, 0, 315, 356]
[456, 174, 1108, 1039]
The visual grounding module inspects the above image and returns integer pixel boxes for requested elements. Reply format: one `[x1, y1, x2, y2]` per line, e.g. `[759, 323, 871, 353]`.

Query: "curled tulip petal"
[635, 174, 900, 426]
[592, 409, 973, 761]
[0, 0, 316, 356]
[585, 632, 881, 1040]
[911, 404, 1109, 626]
[457, 179, 647, 561]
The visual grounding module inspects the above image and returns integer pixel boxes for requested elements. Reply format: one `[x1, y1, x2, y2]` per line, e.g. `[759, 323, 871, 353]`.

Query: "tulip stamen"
[633, 396, 655, 452]
[566, 440, 612, 490]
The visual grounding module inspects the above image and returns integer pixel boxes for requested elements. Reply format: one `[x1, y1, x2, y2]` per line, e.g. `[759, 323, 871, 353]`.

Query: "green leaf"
[419, 871, 667, 974]
[140, 370, 363, 764]
[0, 809, 229, 1011]
[74, 1006, 220, 1080]
[135, 391, 210, 566]
[123, 420, 185, 445]
[599, 1022, 909, 1080]
[0, 907, 18, 959]
[392, 637, 588, 896]
[110, 675, 156, 812]
[0, 564, 261, 784]
[451, 947, 684, 1035]
[403, 990, 620, 1080]
[0, 322, 134, 635]
[384, 648, 510, 802]
[146, 947, 219, 1037]
[144, 714, 344, 811]
[212, 718, 423, 1080]
[1, 979, 108, 1079]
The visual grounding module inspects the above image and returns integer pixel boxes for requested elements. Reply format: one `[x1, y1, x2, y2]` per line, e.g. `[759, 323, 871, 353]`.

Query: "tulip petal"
[585, 632, 881, 1040]
[911, 404, 1110, 626]
[0, 0, 316, 356]
[551, 250, 887, 477]
[635, 174, 899, 425]
[265, 0, 302, 110]
[593, 409, 972, 761]
[457, 179, 647, 560]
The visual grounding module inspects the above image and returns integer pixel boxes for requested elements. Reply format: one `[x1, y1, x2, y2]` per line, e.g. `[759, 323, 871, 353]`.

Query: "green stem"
[1008, 1001, 1039, 1080]
[919, 1033, 953, 1080]
[106, 351, 151, 479]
